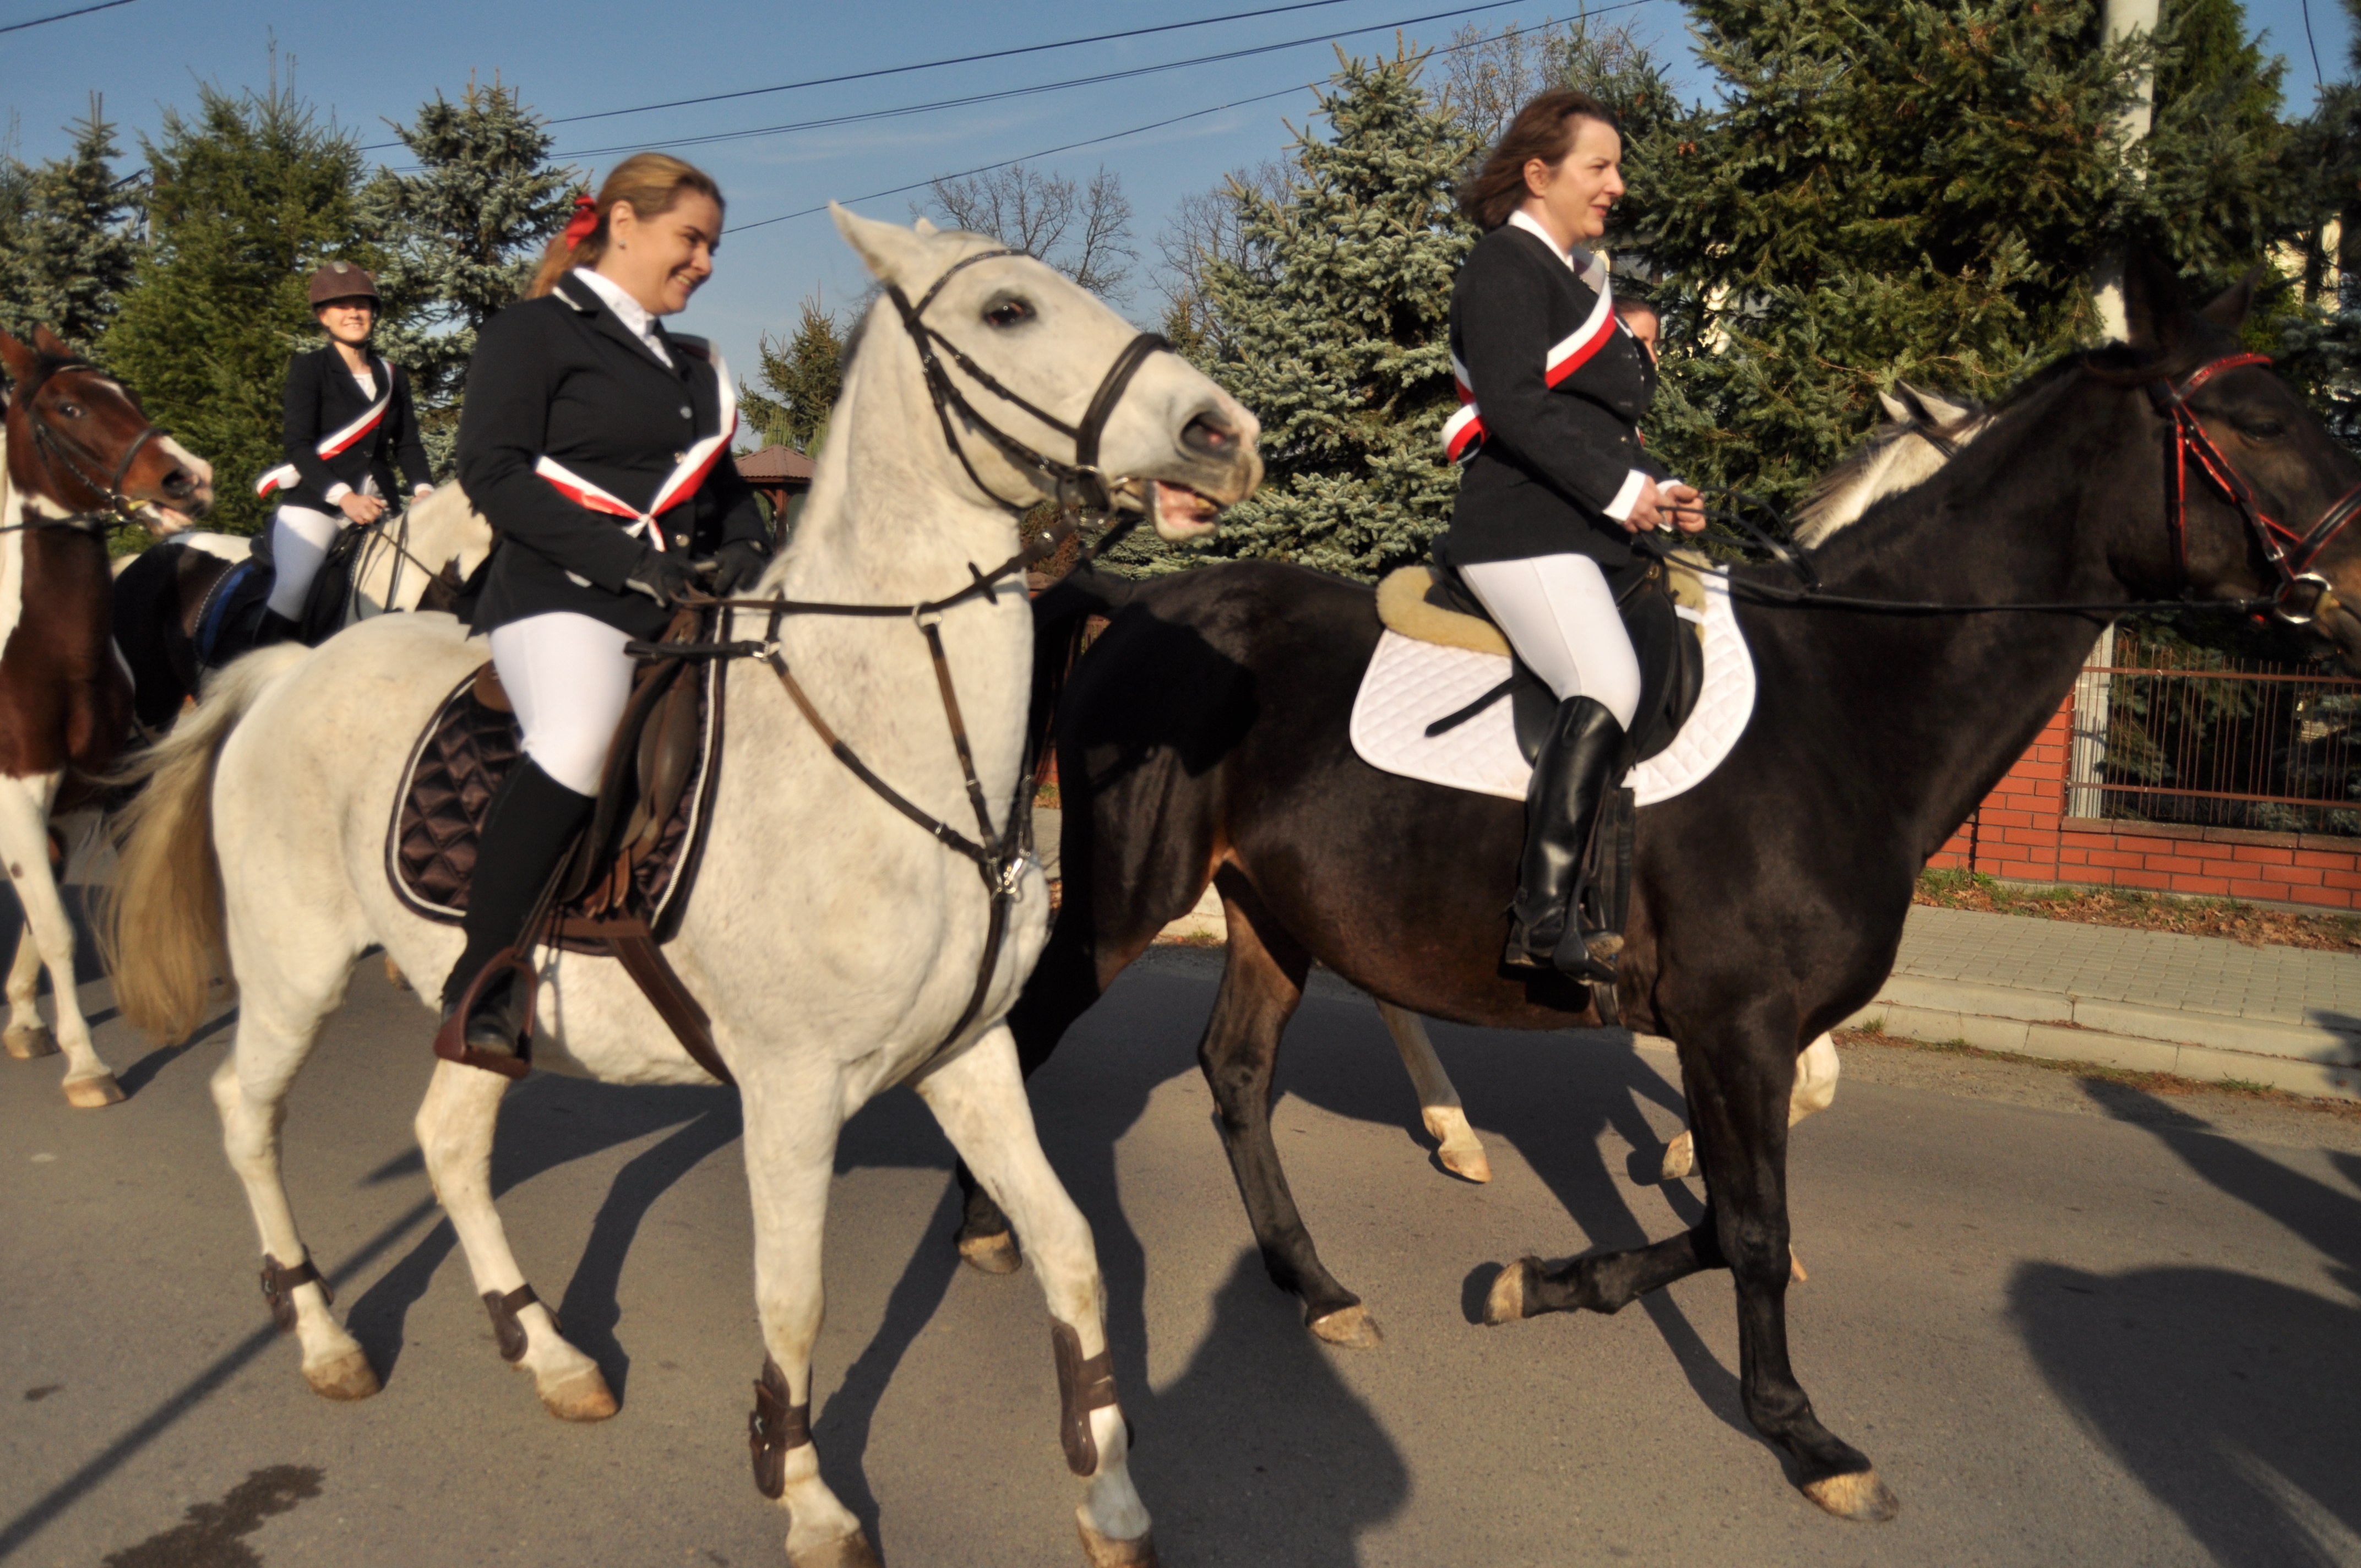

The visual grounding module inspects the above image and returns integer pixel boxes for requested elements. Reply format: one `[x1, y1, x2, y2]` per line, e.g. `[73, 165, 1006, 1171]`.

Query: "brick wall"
[1930, 691, 2361, 909]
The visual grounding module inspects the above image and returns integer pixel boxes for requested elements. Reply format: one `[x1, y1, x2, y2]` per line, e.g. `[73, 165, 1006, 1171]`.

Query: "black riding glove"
[708, 537, 773, 596]
[625, 551, 700, 607]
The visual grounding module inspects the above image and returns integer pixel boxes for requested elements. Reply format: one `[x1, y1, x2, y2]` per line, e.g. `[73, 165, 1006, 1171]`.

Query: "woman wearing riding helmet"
[1436, 89, 1706, 982]
[439, 152, 771, 1058]
[259, 260, 434, 643]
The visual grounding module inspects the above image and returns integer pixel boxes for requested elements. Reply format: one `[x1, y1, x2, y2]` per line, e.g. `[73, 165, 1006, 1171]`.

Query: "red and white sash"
[255, 378, 391, 499]
[1442, 255, 1620, 467]
[534, 346, 736, 551]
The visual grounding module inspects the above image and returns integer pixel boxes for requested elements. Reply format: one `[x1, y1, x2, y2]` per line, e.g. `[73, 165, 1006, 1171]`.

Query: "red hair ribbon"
[562, 193, 600, 248]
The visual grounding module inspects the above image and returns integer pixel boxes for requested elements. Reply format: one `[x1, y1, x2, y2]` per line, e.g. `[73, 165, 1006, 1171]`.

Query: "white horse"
[157, 478, 494, 619]
[104, 209, 1258, 1568]
[1371, 383, 1996, 1197]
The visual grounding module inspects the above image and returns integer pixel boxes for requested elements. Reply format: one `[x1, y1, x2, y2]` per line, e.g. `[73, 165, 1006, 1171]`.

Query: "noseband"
[7, 358, 170, 536]
[883, 248, 1171, 519]
[2148, 351, 2361, 625]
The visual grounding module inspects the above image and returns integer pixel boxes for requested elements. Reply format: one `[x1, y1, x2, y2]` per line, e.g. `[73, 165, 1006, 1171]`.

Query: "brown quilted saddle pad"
[387, 655, 723, 952]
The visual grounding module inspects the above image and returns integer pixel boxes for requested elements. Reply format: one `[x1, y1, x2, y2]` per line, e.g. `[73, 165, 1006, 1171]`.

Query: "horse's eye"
[57, 401, 82, 418]
[2242, 420, 2287, 442]
[984, 298, 1034, 328]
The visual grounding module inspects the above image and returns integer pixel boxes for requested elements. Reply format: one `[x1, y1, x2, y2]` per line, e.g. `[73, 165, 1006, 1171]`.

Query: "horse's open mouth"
[1147, 480, 1221, 545]
[135, 503, 200, 537]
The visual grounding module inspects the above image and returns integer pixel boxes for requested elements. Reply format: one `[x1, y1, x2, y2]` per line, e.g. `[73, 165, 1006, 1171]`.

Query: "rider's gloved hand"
[707, 538, 773, 596]
[625, 551, 700, 607]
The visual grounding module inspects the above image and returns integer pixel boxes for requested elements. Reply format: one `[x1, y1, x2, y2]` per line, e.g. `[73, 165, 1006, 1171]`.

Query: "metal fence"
[2068, 628, 2361, 836]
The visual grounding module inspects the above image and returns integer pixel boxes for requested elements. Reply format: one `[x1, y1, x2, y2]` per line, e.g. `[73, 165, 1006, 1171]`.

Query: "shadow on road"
[2010, 1082, 2361, 1567]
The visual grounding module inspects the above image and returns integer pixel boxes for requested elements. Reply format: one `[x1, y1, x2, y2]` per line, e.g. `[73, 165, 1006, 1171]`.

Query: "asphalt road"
[4, 936, 2358, 1568]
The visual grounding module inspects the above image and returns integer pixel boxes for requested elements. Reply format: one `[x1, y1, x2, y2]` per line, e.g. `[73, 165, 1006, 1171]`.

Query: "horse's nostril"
[1182, 414, 1236, 456]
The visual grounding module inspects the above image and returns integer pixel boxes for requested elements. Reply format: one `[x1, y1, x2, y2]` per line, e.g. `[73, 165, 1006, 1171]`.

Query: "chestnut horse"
[962, 270, 2361, 1520]
[0, 328, 213, 1105]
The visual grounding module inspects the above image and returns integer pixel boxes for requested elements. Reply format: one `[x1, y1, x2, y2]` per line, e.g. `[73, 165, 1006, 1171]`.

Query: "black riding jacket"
[1434, 217, 1667, 589]
[279, 346, 433, 514]
[455, 272, 768, 638]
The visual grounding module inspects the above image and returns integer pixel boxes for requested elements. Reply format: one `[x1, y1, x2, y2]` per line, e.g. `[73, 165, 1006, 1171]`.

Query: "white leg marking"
[1377, 1002, 1492, 1182]
[0, 773, 114, 1100]
[919, 1027, 1152, 1550]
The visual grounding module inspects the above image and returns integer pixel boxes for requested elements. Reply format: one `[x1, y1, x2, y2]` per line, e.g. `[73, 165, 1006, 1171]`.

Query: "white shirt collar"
[1504, 209, 1611, 293]
[570, 266, 672, 367]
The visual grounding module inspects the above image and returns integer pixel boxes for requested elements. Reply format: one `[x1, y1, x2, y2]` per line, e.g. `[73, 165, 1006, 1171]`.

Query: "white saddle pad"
[1348, 570, 1755, 805]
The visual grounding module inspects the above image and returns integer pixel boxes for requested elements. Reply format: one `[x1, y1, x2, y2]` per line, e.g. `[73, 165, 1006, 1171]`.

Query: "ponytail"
[528, 152, 726, 298]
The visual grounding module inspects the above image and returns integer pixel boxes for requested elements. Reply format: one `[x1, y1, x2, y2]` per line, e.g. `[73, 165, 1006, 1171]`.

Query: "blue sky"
[3, 0, 2352, 388]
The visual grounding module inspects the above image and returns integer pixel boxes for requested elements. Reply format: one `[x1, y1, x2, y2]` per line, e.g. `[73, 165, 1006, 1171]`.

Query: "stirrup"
[1548, 926, 1619, 986]
[433, 948, 538, 1080]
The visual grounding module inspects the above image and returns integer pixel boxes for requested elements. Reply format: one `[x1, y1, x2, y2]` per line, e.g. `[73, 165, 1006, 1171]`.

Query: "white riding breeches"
[1459, 552, 1643, 728]
[487, 612, 636, 797]
[264, 504, 343, 619]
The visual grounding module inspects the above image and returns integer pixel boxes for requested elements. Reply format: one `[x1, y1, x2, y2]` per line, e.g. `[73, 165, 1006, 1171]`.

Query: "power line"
[556, 0, 1539, 163]
[2301, 0, 2325, 89]
[722, 4, 1650, 237]
[361, 0, 1390, 150]
[0, 0, 140, 36]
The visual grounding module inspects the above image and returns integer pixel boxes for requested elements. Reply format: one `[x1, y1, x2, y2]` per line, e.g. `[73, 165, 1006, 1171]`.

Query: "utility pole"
[2091, 0, 2162, 340]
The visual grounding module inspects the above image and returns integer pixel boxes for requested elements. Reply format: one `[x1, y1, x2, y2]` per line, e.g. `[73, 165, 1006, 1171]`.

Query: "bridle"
[883, 246, 1171, 520]
[615, 246, 1194, 1080]
[1705, 350, 2361, 623]
[5, 357, 170, 536]
[2146, 352, 2361, 625]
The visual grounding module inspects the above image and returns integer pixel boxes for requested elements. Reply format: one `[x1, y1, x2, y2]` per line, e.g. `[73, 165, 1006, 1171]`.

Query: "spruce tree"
[1147, 48, 1477, 580]
[0, 97, 144, 355]
[363, 77, 575, 469]
[1626, 0, 2292, 508]
[103, 74, 376, 533]
[740, 297, 844, 453]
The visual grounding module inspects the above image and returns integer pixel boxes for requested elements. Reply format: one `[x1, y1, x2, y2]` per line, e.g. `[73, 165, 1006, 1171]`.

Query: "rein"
[625, 249, 1177, 1061]
[4, 358, 167, 536]
[1698, 351, 2349, 623]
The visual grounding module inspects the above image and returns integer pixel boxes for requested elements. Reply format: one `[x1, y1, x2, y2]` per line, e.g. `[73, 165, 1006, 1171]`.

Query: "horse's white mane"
[1791, 382, 1992, 549]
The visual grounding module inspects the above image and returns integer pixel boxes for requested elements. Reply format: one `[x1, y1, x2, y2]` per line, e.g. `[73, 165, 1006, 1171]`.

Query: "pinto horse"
[959, 269, 2361, 1520]
[0, 328, 212, 1106]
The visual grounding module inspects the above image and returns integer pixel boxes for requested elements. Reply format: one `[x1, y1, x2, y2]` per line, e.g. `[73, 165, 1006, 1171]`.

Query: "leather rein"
[1706, 351, 2361, 623]
[3, 358, 168, 536]
[632, 249, 1176, 1072]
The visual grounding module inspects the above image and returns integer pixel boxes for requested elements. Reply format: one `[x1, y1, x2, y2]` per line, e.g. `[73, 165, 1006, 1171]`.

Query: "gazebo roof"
[736, 444, 817, 483]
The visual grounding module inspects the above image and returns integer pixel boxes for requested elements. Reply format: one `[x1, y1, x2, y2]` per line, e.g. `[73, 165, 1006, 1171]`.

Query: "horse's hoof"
[1660, 1133, 1695, 1182]
[62, 1072, 124, 1108]
[1483, 1258, 1536, 1326]
[539, 1364, 619, 1422]
[1078, 1517, 1159, 1567]
[1790, 1247, 1808, 1284]
[958, 1228, 1023, 1275]
[1802, 1467, 1900, 1522]
[3, 1025, 57, 1059]
[1308, 1303, 1382, 1348]
[303, 1348, 380, 1401]
[1438, 1142, 1493, 1183]
[788, 1528, 884, 1568]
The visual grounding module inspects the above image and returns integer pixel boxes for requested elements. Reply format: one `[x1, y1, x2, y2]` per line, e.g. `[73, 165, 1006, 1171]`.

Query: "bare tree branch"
[919, 161, 1136, 302]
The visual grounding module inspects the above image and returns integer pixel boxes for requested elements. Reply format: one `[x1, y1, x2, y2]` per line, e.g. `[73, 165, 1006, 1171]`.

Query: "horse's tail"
[1025, 564, 1134, 782]
[99, 647, 305, 1043]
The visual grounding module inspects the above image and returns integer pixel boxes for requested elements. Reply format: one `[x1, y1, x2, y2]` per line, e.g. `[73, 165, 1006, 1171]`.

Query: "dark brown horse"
[0, 327, 213, 1104]
[958, 270, 2361, 1520]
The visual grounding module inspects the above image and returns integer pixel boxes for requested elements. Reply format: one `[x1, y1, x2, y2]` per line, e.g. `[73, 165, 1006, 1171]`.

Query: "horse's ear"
[830, 203, 934, 287]
[1876, 389, 1913, 424]
[30, 325, 69, 359]
[1911, 384, 1975, 426]
[0, 331, 34, 389]
[912, 215, 940, 237]
[2120, 252, 2184, 353]
[2199, 268, 2262, 332]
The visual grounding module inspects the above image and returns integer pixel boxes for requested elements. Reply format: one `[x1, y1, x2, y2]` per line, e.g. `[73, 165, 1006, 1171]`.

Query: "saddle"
[1370, 552, 1712, 1022]
[387, 609, 732, 1082]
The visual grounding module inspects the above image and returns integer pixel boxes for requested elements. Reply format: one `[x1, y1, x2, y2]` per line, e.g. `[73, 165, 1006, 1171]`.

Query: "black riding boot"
[1503, 695, 1626, 984]
[439, 759, 595, 1057]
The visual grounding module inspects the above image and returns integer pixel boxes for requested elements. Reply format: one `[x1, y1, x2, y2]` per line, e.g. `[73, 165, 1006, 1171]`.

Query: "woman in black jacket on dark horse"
[439, 153, 771, 1057]
[255, 260, 436, 643]
[1437, 89, 1707, 982]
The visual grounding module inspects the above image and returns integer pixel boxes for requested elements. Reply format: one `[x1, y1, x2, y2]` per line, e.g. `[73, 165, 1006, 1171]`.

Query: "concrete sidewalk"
[1853, 906, 2361, 1100]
